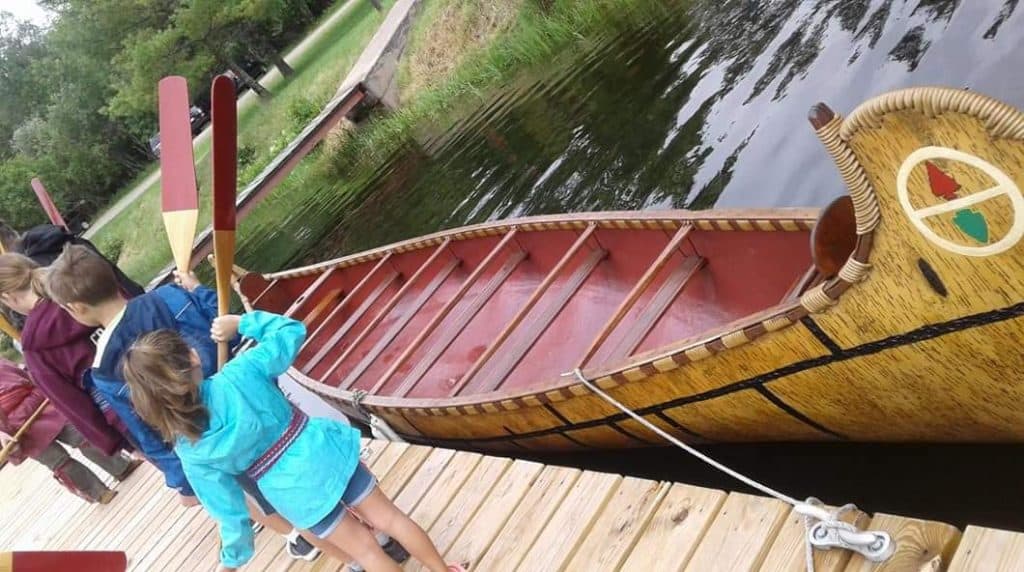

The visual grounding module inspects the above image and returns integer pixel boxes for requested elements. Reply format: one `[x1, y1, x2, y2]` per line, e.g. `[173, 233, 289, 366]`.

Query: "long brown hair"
[121, 330, 209, 443]
[0, 253, 48, 300]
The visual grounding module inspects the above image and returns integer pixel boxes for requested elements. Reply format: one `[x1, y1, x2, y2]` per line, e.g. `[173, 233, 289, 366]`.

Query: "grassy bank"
[90, 0, 395, 282]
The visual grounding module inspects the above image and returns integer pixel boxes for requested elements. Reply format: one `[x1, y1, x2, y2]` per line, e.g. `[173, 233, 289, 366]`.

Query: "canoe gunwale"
[258, 209, 818, 281]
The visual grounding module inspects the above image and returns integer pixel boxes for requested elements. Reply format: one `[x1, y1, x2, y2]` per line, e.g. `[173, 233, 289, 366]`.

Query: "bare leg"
[351, 487, 448, 572]
[246, 501, 354, 563]
[323, 514, 400, 572]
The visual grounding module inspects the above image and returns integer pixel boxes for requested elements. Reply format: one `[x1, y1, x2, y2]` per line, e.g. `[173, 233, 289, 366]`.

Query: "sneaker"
[382, 537, 410, 563]
[114, 458, 144, 481]
[286, 535, 321, 562]
[349, 535, 408, 571]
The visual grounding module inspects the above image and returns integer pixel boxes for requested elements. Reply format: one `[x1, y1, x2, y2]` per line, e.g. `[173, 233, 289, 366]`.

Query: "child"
[16, 222, 145, 297]
[122, 310, 466, 572]
[0, 358, 136, 503]
[45, 244, 364, 563]
[0, 253, 129, 459]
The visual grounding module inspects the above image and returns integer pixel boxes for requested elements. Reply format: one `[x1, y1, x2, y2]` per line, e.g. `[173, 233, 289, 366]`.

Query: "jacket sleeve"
[90, 370, 194, 496]
[0, 404, 13, 436]
[191, 285, 219, 320]
[9, 386, 47, 429]
[22, 350, 70, 411]
[180, 459, 254, 568]
[234, 312, 306, 382]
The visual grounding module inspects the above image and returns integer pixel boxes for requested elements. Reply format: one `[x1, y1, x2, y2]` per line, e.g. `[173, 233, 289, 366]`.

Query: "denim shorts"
[307, 462, 377, 538]
[237, 473, 277, 516]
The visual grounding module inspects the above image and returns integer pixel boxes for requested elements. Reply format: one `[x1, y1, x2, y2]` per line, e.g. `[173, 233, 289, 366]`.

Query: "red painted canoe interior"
[246, 226, 812, 400]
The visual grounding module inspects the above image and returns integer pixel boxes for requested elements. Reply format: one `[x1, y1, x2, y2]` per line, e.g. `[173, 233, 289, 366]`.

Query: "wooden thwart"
[302, 265, 399, 373]
[328, 239, 456, 385]
[452, 224, 603, 395]
[344, 257, 460, 390]
[373, 229, 524, 395]
[394, 250, 527, 398]
[578, 224, 693, 367]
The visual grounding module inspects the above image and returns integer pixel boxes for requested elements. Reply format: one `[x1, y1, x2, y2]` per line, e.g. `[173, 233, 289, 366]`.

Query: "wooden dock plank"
[49, 464, 159, 550]
[948, 526, 1024, 571]
[620, 482, 727, 571]
[473, 466, 581, 572]
[566, 477, 668, 571]
[441, 459, 544, 568]
[842, 513, 961, 572]
[403, 456, 512, 571]
[515, 470, 622, 571]
[392, 448, 456, 513]
[404, 452, 484, 537]
[684, 492, 790, 572]
[3, 438, 1023, 572]
[74, 467, 165, 550]
[759, 505, 869, 572]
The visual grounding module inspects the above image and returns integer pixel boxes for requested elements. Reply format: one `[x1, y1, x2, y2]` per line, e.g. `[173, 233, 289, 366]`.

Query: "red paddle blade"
[211, 74, 237, 231]
[158, 76, 199, 213]
[30, 178, 67, 229]
[10, 551, 127, 572]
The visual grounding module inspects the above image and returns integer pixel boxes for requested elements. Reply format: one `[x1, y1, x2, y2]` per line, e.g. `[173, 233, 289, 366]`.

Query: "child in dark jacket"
[0, 253, 129, 456]
[0, 359, 136, 502]
[46, 245, 340, 563]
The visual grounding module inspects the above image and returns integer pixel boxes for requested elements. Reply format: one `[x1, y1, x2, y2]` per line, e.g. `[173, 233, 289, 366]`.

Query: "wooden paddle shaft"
[0, 399, 49, 464]
[213, 231, 236, 368]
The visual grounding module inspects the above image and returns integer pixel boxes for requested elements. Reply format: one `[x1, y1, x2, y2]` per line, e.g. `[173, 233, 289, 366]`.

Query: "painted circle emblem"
[896, 146, 1024, 257]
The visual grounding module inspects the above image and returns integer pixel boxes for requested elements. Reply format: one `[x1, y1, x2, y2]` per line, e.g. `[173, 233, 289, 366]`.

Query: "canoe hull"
[241, 87, 1024, 450]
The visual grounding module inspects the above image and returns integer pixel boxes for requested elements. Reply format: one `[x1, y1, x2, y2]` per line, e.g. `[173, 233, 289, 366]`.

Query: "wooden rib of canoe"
[237, 86, 1024, 451]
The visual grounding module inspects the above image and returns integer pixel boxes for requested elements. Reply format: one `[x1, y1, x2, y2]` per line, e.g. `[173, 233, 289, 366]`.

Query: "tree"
[0, 15, 49, 159]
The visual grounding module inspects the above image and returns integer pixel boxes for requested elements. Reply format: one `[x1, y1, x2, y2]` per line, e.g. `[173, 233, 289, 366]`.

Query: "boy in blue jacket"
[45, 245, 327, 562]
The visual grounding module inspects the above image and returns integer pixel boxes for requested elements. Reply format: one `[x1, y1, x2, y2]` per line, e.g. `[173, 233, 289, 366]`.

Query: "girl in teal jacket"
[121, 311, 463, 572]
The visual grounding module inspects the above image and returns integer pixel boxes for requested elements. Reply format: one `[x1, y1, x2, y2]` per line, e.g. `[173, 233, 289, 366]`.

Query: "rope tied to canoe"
[352, 390, 406, 443]
[562, 368, 895, 571]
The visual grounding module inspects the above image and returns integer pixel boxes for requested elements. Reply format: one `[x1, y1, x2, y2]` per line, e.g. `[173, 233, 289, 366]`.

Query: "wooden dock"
[1, 439, 1022, 571]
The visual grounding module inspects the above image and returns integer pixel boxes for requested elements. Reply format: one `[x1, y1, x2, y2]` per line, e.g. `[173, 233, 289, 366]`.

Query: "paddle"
[0, 315, 18, 342]
[158, 76, 200, 275]
[1, 551, 127, 572]
[0, 399, 48, 464]
[211, 74, 238, 370]
[30, 178, 68, 230]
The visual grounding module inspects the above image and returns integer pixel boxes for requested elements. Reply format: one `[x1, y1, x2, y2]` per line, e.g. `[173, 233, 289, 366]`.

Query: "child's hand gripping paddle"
[211, 75, 238, 370]
[158, 76, 200, 276]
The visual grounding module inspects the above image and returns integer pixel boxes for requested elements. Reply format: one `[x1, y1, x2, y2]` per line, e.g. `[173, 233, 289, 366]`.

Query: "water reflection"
[237, 0, 1022, 269]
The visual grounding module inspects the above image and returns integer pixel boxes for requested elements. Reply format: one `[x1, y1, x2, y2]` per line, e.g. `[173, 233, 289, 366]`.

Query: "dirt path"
[83, 0, 362, 239]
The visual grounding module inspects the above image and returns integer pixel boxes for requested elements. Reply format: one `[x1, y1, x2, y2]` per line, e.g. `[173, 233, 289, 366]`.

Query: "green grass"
[90, 0, 395, 282]
[325, 0, 674, 175]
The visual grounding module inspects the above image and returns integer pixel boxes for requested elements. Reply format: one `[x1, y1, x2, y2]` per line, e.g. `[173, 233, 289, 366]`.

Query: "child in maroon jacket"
[0, 359, 137, 503]
[0, 253, 128, 454]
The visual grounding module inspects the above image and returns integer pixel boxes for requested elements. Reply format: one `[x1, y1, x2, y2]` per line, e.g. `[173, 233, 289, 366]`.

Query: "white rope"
[562, 368, 894, 571]
[352, 389, 406, 443]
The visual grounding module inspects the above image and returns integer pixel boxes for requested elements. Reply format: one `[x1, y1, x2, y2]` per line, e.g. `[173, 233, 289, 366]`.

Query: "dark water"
[240, 0, 1024, 528]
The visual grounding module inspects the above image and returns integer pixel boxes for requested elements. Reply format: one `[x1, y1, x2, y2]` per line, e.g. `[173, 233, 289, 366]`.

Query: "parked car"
[148, 106, 209, 158]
